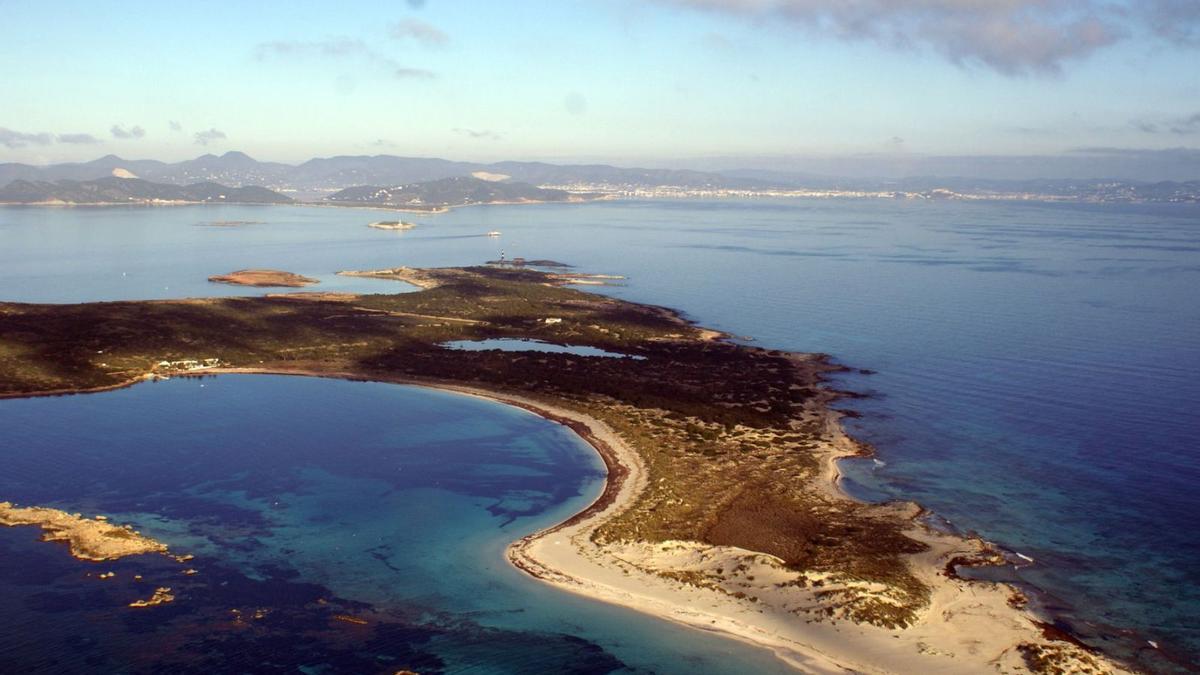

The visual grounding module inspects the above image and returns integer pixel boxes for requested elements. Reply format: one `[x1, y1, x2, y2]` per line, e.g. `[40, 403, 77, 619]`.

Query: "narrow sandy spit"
[71, 367, 1130, 674]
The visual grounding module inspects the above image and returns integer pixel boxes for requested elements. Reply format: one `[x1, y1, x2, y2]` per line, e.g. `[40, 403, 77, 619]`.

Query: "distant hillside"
[155, 151, 294, 186]
[0, 177, 293, 205]
[291, 156, 478, 191]
[883, 176, 1200, 201]
[0, 151, 774, 195]
[4, 152, 1197, 204]
[484, 161, 775, 189]
[326, 176, 575, 208]
[0, 155, 166, 186]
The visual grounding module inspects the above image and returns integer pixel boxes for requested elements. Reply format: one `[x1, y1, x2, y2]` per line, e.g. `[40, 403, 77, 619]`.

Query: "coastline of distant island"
[367, 220, 417, 230]
[208, 269, 319, 288]
[2, 151, 1197, 208]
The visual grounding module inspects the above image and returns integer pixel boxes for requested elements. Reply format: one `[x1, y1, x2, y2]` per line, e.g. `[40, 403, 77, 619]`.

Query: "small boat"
[486, 230, 502, 237]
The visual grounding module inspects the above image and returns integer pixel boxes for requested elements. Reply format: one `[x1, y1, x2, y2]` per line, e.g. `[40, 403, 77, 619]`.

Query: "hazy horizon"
[5, 146, 1200, 184]
[3, 1, 1199, 181]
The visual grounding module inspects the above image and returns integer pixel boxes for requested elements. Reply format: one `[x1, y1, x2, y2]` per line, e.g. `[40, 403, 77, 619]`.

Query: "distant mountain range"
[327, 176, 576, 209]
[0, 151, 772, 197]
[725, 170, 1200, 200]
[0, 152, 1197, 204]
[0, 177, 292, 205]
[0, 175, 576, 209]
[887, 177, 1200, 203]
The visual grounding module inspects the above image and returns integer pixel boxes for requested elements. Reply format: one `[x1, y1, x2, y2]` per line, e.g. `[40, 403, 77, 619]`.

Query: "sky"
[1, 0, 1198, 178]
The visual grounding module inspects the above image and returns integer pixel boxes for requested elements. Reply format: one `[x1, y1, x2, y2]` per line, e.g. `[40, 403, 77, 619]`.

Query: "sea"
[0, 198, 1196, 673]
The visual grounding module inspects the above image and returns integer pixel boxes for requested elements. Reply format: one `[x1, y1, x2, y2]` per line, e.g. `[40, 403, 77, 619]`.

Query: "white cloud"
[652, 0, 1199, 75]
[193, 128, 227, 146]
[110, 124, 146, 139]
[0, 127, 53, 148]
[57, 133, 102, 144]
[453, 128, 502, 141]
[254, 37, 435, 79]
[391, 18, 449, 47]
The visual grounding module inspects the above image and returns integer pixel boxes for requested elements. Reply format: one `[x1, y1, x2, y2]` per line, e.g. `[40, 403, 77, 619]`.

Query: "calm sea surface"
[1, 199, 1197, 671]
[0, 376, 794, 673]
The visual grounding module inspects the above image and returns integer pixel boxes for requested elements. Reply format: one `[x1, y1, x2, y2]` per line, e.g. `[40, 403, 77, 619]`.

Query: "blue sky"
[1, 0, 1198, 171]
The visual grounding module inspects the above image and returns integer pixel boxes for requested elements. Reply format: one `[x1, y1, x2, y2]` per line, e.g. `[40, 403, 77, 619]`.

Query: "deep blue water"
[1, 199, 1198, 671]
[0, 376, 793, 673]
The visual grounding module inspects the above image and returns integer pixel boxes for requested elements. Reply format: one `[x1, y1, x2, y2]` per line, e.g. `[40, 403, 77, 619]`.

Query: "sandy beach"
[497, 390, 1125, 673]
[186, 367, 1128, 674]
[489, 391, 1113, 667]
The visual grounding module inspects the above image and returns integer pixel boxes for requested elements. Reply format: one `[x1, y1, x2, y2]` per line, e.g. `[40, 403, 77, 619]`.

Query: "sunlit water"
[1, 199, 1198, 671]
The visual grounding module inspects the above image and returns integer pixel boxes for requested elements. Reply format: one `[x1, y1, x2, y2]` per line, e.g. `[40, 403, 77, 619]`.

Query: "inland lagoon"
[0, 375, 796, 673]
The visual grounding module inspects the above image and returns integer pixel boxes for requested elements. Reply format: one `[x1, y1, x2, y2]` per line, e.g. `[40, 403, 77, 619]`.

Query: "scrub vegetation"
[0, 265, 931, 626]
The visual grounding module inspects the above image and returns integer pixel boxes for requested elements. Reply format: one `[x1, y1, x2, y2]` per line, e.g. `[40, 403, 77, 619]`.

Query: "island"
[129, 587, 176, 608]
[0, 501, 170, 561]
[484, 258, 573, 268]
[208, 269, 319, 288]
[0, 266, 1128, 674]
[196, 220, 265, 227]
[368, 220, 417, 231]
[0, 176, 293, 205]
[334, 266, 441, 289]
[325, 176, 591, 210]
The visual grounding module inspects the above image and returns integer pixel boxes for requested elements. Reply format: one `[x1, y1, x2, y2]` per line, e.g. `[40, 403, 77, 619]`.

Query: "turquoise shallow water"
[0, 375, 794, 673]
[1, 199, 1198, 671]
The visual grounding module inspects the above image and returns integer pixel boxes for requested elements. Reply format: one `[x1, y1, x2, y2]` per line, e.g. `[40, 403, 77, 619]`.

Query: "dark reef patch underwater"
[0, 523, 622, 674]
[0, 375, 791, 674]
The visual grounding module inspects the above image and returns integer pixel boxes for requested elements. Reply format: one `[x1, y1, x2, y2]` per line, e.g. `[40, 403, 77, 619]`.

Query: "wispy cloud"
[391, 18, 449, 47]
[393, 66, 436, 79]
[1168, 113, 1200, 135]
[1132, 112, 1200, 135]
[193, 128, 227, 146]
[57, 133, 102, 144]
[1, 128, 107, 148]
[1144, 0, 1200, 46]
[650, 1, 1200, 76]
[1132, 120, 1162, 134]
[256, 36, 370, 60]
[699, 31, 734, 51]
[254, 37, 435, 79]
[169, 120, 183, 132]
[0, 127, 53, 148]
[564, 92, 588, 116]
[110, 124, 146, 139]
[1002, 125, 1057, 136]
[453, 128, 502, 141]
